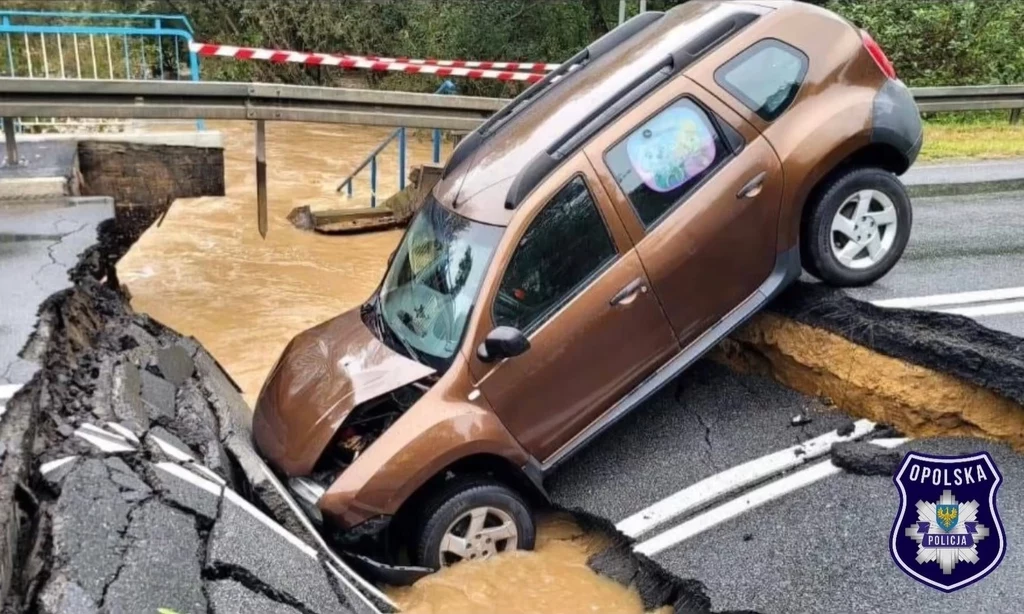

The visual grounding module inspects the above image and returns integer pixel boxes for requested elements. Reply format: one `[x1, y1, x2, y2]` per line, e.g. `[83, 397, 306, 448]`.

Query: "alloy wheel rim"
[830, 189, 898, 270]
[438, 506, 518, 567]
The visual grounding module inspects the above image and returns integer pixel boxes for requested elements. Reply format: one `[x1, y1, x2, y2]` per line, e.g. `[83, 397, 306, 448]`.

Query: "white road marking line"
[937, 299, 1024, 318]
[259, 464, 398, 610]
[154, 461, 224, 497]
[871, 286, 1024, 310]
[634, 438, 910, 556]
[0, 383, 23, 400]
[78, 422, 130, 443]
[222, 488, 320, 559]
[105, 422, 140, 444]
[617, 419, 877, 539]
[74, 424, 136, 453]
[40, 455, 78, 475]
[150, 435, 196, 463]
[187, 461, 228, 486]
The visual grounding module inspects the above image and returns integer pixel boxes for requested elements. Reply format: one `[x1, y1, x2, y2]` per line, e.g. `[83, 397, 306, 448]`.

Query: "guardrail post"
[398, 127, 407, 191]
[432, 129, 442, 164]
[255, 119, 268, 238]
[3, 117, 17, 167]
[1011, 109, 1021, 125]
[370, 156, 378, 208]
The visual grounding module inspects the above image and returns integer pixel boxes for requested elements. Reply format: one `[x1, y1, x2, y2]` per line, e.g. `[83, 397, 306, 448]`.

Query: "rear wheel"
[803, 167, 912, 287]
[414, 478, 535, 570]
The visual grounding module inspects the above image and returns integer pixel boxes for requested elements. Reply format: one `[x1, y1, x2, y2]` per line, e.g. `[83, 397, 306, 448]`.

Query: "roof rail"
[504, 9, 760, 210]
[441, 11, 665, 179]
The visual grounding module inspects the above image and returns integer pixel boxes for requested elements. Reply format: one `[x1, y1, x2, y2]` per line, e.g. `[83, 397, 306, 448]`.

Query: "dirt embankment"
[713, 282, 1024, 450]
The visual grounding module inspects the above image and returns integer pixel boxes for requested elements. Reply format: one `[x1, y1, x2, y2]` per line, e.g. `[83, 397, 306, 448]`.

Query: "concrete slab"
[0, 198, 114, 386]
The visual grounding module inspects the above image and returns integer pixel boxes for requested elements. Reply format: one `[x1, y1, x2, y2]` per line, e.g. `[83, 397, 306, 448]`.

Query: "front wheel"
[802, 167, 912, 287]
[414, 478, 535, 570]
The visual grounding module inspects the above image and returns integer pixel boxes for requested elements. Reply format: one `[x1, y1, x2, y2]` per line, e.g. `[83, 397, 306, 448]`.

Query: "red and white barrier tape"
[190, 42, 553, 83]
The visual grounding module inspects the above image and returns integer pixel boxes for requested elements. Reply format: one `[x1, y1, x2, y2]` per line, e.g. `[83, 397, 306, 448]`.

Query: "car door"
[469, 158, 678, 463]
[585, 78, 784, 346]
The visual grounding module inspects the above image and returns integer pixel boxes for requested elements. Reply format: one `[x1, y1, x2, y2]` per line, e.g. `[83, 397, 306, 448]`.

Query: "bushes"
[7, 0, 1023, 90]
[826, 0, 1024, 87]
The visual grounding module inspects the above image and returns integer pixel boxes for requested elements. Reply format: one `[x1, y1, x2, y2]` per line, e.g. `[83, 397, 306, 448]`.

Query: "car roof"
[432, 0, 775, 227]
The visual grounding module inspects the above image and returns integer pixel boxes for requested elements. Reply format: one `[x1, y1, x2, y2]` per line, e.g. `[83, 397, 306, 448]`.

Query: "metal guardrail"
[0, 78, 502, 130]
[912, 85, 1024, 123]
[0, 78, 1019, 129]
[1, 78, 1021, 234]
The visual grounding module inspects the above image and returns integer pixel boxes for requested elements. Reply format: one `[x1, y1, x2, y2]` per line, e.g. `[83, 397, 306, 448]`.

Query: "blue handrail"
[0, 10, 194, 33]
[337, 80, 457, 208]
[0, 10, 202, 130]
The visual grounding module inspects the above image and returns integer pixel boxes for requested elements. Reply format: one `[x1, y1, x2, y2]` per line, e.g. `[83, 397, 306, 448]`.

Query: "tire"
[414, 477, 535, 570]
[803, 167, 912, 287]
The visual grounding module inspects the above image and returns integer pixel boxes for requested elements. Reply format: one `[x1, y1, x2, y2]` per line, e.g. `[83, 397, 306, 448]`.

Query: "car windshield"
[376, 197, 503, 369]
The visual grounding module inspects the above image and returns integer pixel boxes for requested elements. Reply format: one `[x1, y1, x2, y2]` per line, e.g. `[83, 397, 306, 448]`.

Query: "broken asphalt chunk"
[102, 499, 207, 614]
[155, 343, 195, 387]
[208, 579, 304, 614]
[831, 440, 903, 476]
[140, 369, 176, 422]
[207, 492, 344, 614]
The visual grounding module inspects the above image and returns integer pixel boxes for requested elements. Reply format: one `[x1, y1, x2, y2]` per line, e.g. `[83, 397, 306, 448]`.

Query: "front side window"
[715, 39, 808, 121]
[603, 98, 729, 228]
[493, 177, 617, 333]
[378, 198, 502, 368]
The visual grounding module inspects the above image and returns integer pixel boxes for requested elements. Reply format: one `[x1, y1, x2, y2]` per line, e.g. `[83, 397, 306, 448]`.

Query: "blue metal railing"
[336, 80, 457, 208]
[0, 10, 202, 130]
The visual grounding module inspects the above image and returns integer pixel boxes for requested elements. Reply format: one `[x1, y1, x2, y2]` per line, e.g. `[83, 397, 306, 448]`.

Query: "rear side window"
[493, 177, 616, 332]
[603, 98, 729, 228]
[715, 39, 808, 121]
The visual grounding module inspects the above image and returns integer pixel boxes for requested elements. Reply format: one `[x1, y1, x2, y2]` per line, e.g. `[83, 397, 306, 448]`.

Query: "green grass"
[920, 116, 1024, 162]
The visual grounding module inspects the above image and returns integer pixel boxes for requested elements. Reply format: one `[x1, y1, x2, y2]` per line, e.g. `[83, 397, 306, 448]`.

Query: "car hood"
[253, 306, 436, 477]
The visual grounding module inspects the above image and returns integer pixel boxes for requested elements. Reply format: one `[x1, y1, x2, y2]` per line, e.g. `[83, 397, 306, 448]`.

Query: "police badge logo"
[890, 452, 1006, 592]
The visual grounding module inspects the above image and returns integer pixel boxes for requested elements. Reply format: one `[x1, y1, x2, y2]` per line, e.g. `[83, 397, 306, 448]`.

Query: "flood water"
[117, 121, 651, 613]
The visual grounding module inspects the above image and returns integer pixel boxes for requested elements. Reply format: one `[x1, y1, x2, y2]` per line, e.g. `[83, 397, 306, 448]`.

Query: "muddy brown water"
[117, 121, 652, 614]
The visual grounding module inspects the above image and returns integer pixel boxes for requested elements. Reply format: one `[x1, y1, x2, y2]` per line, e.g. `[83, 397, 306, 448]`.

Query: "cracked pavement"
[4, 258, 390, 614]
[0, 199, 114, 386]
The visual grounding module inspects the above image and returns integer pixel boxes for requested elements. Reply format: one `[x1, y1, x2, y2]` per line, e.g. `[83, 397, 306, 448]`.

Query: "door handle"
[610, 278, 648, 306]
[737, 171, 767, 199]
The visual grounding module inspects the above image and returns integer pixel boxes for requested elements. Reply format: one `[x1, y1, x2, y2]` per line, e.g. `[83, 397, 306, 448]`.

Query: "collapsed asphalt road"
[548, 287, 1024, 613]
[844, 190, 1024, 337]
[0, 223, 393, 614]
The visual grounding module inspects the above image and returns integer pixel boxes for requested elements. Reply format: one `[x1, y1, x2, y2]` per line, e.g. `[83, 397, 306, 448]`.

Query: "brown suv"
[254, 0, 921, 574]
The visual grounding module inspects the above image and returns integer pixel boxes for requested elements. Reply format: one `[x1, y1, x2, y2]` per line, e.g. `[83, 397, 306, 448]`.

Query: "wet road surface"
[846, 190, 1024, 337]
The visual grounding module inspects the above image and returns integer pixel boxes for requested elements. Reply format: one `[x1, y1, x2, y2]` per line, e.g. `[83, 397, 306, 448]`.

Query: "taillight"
[860, 29, 896, 79]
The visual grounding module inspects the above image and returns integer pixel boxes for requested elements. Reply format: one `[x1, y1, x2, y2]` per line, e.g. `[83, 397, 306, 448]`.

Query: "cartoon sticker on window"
[626, 105, 717, 193]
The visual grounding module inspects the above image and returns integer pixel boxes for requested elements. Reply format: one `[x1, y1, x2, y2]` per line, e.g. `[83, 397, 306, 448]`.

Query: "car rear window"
[603, 98, 729, 228]
[715, 39, 808, 121]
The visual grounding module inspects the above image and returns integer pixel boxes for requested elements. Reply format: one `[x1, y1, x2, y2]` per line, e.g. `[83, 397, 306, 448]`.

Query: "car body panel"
[583, 76, 784, 344]
[464, 155, 678, 461]
[253, 308, 435, 477]
[318, 353, 530, 527]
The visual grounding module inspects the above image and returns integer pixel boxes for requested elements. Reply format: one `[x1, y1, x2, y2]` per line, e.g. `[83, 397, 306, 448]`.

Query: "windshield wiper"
[374, 295, 423, 365]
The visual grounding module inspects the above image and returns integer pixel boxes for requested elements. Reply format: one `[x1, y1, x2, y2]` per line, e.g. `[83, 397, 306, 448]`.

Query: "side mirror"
[477, 326, 530, 363]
